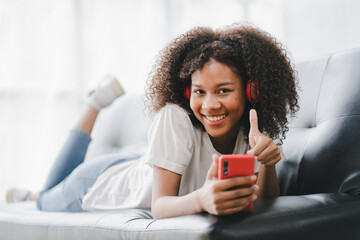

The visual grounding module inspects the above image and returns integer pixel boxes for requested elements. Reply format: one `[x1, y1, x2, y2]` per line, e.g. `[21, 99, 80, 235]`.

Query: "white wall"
[281, 0, 360, 61]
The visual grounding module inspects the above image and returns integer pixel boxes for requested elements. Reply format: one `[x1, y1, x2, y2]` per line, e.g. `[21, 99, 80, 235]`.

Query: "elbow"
[256, 184, 280, 199]
[151, 208, 161, 219]
[266, 192, 280, 199]
[151, 201, 166, 219]
[259, 188, 280, 199]
[151, 209, 169, 220]
[151, 211, 164, 220]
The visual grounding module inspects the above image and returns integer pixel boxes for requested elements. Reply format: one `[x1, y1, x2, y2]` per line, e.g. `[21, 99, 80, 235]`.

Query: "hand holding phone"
[218, 154, 255, 212]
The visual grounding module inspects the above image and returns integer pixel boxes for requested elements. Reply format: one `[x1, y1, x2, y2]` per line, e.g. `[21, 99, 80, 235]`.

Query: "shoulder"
[146, 104, 196, 174]
[158, 103, 189, 117]
[149, 103, 196, 139]
[153, 103, 192, 127]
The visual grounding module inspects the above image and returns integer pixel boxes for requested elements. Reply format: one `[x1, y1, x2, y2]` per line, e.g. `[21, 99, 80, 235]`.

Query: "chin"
[205, 128, 227, 139]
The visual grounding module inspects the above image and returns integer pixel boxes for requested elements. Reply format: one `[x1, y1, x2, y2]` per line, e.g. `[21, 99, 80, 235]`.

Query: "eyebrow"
[192, 82, 235, 87]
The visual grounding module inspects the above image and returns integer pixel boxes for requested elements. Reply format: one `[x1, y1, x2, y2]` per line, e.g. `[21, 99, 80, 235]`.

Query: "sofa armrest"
[210, 193, 360, 240]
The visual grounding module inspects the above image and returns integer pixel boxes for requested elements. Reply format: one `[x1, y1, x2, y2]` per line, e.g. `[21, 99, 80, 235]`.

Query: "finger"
[262, 155, 282, 167]
[214, 175, 257, 191]
[257, 144, 281, 165]
[247, 149, 255, 157]
[215, 185, 258, 203]
[216, 194, 257, 215]
[248, 109, 260, 147]
[206, 154, 219, 179]
[218, 205, 248, 215]
[249, 109, 260, 134]
[248, 134, 272, 157]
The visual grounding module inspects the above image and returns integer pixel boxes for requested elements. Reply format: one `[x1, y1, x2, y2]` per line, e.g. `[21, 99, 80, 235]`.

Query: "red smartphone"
[218, 154, 255, 212]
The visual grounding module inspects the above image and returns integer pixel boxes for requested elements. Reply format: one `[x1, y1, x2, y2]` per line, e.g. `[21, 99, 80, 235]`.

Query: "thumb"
[247, 149, 255, 156]
[249, 109, 260, 133]
[206, 154, 219, 180]
[249, 109, 260, 147]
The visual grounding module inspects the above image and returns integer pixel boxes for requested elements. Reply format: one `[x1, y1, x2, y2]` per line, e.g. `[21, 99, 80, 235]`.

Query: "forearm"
[256, 164, 280, 198]
[152, 189, 202, 219]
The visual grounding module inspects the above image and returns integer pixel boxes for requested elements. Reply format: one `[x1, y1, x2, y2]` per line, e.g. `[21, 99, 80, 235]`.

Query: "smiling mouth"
[203, 114, 228, 122]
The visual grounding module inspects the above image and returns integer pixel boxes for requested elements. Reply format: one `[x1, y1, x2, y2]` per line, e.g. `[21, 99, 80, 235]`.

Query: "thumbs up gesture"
[247, 109, 282, 166]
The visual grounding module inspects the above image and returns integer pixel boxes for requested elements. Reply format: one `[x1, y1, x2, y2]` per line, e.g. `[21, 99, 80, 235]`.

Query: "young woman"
[7, 24, 298, 219]
[145, 24, 298, 218]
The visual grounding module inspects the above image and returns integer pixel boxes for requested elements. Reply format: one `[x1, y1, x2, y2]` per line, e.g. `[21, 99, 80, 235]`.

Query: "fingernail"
[250, 175, 257, 181]
[252, 194, 257, 200]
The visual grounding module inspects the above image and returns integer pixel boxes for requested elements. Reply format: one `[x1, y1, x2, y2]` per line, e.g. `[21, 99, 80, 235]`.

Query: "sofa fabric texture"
[1, 48, 360, 239]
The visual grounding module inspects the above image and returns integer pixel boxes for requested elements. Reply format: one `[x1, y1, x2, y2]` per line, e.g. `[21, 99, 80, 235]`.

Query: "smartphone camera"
[223, 160, 229, 176]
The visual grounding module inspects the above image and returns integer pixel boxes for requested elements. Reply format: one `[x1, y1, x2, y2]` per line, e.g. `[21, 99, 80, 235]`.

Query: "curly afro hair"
[146, 24, 299, 143]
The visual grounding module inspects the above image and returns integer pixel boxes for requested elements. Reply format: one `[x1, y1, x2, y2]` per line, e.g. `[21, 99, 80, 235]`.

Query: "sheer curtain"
[1, 0, 359, 203]
[0, 0, 83, 202]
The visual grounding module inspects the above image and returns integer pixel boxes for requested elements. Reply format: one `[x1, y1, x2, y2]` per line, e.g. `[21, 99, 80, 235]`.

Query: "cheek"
[189, 98, 195, 111]
[229, 93, 246, 115]
[230, 94, 244, 108]
[190, 98, 203, 120]
[189, 98, 199, 113]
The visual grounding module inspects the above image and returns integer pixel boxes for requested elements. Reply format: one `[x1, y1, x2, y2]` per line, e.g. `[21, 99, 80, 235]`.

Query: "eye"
[218, 88, 231, 94]
[193, 89, 205, 95]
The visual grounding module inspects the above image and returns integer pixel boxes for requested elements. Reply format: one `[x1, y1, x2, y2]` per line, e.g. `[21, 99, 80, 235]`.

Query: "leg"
[37, 153, 139, 212]
[42, 128, 92, 191]
[38, 76, 126, 203]
[36, 76, 127, 211]
[76, 105, 99, 135]
[44, 75, 124, 189]
[77, 74, 125, 135]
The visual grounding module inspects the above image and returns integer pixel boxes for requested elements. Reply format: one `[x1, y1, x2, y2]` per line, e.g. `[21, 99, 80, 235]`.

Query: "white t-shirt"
[82, 104, 262, 210]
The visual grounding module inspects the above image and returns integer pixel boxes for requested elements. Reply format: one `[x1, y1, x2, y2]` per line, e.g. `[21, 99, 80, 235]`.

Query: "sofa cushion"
[211, 193, 360, 240]
[0, 202, 213, 240]
[2, 194, 360, 240]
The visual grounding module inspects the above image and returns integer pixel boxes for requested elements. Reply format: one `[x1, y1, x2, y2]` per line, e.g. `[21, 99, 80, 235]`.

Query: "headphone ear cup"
[184, 84, 191, 100]
[246, 81, 260, 103]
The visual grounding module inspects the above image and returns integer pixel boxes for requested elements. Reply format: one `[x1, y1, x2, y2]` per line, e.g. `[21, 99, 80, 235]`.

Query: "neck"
[210, 124, 240, 154]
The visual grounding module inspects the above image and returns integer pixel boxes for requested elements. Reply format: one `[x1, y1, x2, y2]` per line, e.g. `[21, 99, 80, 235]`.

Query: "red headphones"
[246, 81, 260, 103]
[184, 84, 191, 100]
[183, 81, 259, 103]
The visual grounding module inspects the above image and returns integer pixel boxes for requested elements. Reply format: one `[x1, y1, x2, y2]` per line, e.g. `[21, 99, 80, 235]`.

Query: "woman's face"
[190, 59, 246, 143]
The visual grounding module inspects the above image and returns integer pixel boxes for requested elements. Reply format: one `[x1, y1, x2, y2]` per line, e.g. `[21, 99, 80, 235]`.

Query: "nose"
[202, 94, 221, 110]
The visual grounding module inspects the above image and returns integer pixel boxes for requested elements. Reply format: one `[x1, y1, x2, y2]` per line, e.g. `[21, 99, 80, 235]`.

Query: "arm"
[151, 166, 202, 219]
[151, 155, 258, 219]
[255, 164, 280, 198]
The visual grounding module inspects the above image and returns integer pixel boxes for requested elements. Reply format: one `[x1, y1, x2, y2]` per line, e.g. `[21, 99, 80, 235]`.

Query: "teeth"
[206, 114, 226, 122]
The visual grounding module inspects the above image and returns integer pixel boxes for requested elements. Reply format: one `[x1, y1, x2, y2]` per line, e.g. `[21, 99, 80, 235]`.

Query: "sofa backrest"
[278, 48, 360, 195]
[85, 93, 153, 161]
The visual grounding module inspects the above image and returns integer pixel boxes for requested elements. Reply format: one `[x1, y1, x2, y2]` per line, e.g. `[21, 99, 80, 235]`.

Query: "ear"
[246, 81, 259, 103]
[184, 83, 191, 101]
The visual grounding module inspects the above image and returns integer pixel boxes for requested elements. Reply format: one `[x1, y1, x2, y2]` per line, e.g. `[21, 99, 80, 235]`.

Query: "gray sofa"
[1, 48, 360, 240]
